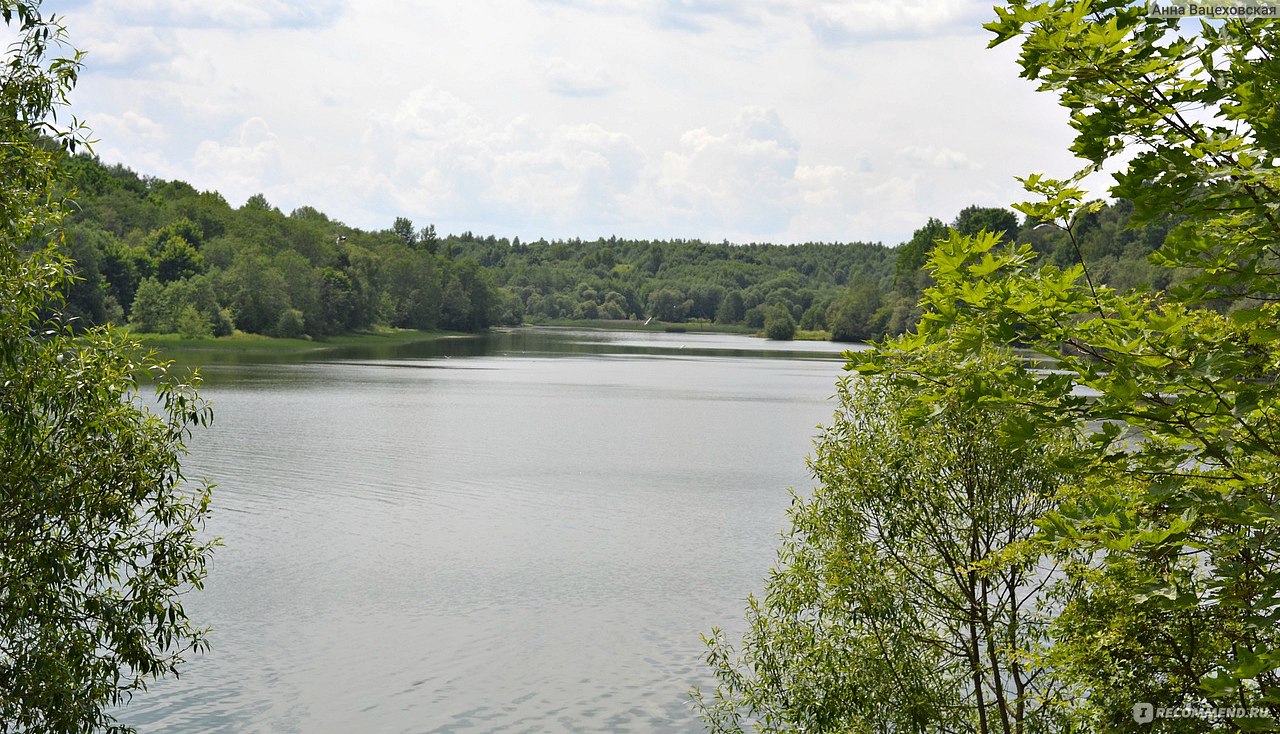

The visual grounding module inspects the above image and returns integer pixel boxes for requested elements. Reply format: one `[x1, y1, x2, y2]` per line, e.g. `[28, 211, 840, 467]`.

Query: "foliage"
[844, 3, 1280, 728]
[693, 352, 1083, 733]
[56, 158, 512, 339]
[826, 280, 883, 343]
[762, 305, 796, 340]
[55, 148, 1179, 345]
[1, 3, 215, 731]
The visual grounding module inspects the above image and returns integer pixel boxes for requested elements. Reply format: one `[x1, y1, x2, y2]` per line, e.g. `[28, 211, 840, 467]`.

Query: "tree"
[799, 303, 827, 331]
[392, 216, 417, 249]
[647, 286, 688, 322]
[274, 307, 306, 338]
[848, 3, 1280, 728]
[762, 305, 796, 341]
[224, 252, 291, 334]
[176, 302, 213, 338]
[418, 223, 439, 254]
[716, 290, 745, 324]
[694, 352, 1083, 733]
[152, 235, 204, 282]
[826, 280, 882, 343]
[0, 3, 214, 731]
[893, 216, 949, 294]
[127, 276, 169, 332]
[952, 205, 1019, 243]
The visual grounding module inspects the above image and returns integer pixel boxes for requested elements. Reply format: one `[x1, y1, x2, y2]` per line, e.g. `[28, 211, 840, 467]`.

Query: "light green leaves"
[695, 352, 1085, 733]
[0, 3, 215, 732]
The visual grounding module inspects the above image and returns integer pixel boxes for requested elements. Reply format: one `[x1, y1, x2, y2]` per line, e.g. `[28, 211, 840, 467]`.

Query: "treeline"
[55, 153, 1177, 342]
[444, 235, 906, 340]
[58, 155, 510, 339]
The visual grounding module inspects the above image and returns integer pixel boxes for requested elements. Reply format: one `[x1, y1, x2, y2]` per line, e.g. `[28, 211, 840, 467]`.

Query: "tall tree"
[0, 3, 215, 731]
[852, 3, 1280, 728]
[694, 352, 1083, 733]
[893, 217, 949, 294]
[952, 205, 1019, 243]
[392, 216, 417, 249]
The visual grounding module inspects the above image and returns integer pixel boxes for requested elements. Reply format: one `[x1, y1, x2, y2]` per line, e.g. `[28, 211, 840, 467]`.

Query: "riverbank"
[129, 328, 470, 364]
[528, 318, 757, 334]
[531, 319, 835, 342]
[129, 321, 836, 364]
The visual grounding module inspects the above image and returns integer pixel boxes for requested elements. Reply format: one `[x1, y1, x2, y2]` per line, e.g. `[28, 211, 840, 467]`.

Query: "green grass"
[794, 329, 834, 342]
[126, 319, 788, 363]
[126, 327, 463, 356]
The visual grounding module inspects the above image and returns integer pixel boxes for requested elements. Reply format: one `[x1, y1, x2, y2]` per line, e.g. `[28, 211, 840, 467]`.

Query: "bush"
[176, 304, 212, 338]
[274, 307, 306, 338]
[764, 305, 796, 340]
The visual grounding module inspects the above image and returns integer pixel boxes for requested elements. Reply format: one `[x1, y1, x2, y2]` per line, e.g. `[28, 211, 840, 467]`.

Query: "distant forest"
[55, 153, 1180, 342]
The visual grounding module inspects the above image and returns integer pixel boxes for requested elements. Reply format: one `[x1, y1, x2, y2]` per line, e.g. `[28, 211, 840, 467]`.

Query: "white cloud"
[657, 107, 800, 235]
[530, 1, 981, 40]
[77, 25, 169, 69]
[545, 59, 620, 98]
[799, 0, 986, 43]
[104, 0, 346, 29]
[652, 0, 764, 31]
[899, 144, 980, 170]
[491, 123, 646, 223]
[362, 86, 647, 231]
[193, 117, 287, 205]
[88, 110, 167, 144]
[59, 0, 1094, 245]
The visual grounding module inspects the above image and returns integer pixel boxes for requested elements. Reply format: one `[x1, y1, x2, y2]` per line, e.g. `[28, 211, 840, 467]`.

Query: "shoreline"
[128, 321, 838, 364]
[127, 328, 471, 364]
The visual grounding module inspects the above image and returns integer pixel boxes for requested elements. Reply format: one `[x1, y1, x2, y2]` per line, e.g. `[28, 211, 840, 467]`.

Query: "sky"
[54, 0, 1096, 246]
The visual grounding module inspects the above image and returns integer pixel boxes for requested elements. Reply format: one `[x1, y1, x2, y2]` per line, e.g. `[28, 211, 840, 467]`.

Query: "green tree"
[694, 353, 1083, 733]
[315, 266, 357, 336]
[952, 205, 1019, 242]
[418, 223, 438, 254]
[176, 302, 212, 338]
[647, 286, 688, 322]
[849, 3, 1280, 727]
[799, 302, 827, 331]
[0, 3, 214, 731]
[392, 215, 416, 248]
[127, 277, 169, 332]
[152, 235, 204, 282]
[224, 252, 291, 334]
[893, 217, 949, 294]
[715, 289, 745, 324]
[827, 280, 883, 343]
[274, 307, 306, 338]
[762, 304, 796, 340]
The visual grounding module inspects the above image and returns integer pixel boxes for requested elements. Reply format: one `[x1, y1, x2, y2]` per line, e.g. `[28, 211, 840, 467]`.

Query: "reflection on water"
[163, 326, 860, 369]
[118, 328, 854, 733]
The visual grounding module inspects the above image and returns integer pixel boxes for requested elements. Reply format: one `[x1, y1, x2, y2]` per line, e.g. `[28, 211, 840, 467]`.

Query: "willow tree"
[693, 351, 1083, 734]
[1, 3, 215, 732]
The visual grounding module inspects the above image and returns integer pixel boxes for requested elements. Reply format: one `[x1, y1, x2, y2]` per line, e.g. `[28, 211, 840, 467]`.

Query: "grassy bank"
[127, 327, 467, 361]
[127, 321, 832, 364]
[793, 329, 834, 341]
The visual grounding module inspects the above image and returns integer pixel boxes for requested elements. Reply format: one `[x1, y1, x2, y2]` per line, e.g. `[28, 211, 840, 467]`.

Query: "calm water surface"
[120, 328, 857, 733]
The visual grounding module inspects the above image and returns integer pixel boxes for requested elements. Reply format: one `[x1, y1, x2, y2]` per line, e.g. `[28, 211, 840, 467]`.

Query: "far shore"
[129, 327, 471, 356]
[128, 321, 838, 361]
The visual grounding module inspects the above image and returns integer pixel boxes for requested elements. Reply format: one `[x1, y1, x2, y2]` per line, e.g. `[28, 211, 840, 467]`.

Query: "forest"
[12, 0, 1280, 731]
[56, 152, 1178, 343]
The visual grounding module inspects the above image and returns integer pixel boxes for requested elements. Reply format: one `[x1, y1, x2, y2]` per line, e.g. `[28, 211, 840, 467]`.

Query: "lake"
[118, 328, 858, 733]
